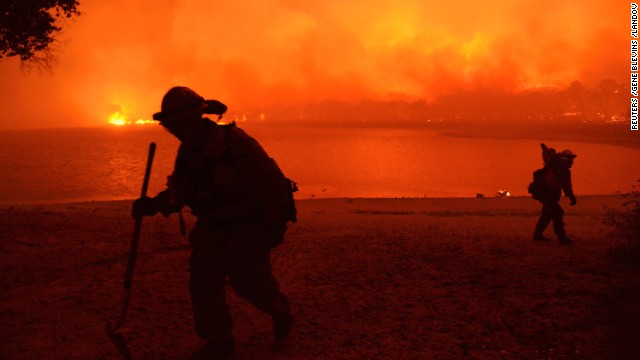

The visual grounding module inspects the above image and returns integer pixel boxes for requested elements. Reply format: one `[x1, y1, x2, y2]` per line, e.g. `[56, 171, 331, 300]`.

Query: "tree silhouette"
[0, 1, 80, 65]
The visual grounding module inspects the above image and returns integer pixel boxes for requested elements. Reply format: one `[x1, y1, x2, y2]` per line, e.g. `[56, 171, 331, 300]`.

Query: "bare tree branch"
[0, 0, 80, 67]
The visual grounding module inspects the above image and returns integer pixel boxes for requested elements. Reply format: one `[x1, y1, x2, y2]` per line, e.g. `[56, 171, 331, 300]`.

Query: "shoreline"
[0, 193, 630, 209]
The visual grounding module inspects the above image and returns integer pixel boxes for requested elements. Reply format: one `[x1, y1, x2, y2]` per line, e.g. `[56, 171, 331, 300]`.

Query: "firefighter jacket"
[154, 121, 290, 224]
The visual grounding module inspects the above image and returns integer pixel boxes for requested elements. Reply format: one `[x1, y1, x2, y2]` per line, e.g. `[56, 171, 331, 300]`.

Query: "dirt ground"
[1, 196, 639, 359]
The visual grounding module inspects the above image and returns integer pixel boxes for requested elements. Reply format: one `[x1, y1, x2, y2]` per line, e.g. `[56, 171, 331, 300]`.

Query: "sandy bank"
[1, 196, 639, 359]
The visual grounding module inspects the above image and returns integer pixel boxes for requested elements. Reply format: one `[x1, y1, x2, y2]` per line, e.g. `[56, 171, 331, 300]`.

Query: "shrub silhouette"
[603, 180, 640, 264]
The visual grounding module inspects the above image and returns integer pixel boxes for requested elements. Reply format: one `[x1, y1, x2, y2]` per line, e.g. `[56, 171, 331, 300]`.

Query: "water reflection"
[0, 125, 638, 204]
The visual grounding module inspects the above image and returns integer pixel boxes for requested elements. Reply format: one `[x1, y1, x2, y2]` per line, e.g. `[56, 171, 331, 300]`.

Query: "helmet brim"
[153, 99, 227, 122]
[202, 100, 228, 116]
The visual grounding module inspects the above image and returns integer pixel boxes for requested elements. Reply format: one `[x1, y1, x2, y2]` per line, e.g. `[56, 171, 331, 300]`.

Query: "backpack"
[220, 122, 298, 224]
[527, 167, 548, 200]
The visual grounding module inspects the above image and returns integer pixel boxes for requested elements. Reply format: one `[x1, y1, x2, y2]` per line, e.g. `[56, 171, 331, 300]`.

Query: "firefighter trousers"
[534, 201, 567, 240]
[188, 218, 289, 342]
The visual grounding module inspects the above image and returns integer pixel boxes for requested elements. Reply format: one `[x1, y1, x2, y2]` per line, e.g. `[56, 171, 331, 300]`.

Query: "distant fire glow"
[108, 111, 157, 126]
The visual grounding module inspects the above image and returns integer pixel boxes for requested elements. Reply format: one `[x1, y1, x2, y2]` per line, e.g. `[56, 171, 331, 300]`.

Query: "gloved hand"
[569, 195, 577, 206]
[132, 196, 158, 219]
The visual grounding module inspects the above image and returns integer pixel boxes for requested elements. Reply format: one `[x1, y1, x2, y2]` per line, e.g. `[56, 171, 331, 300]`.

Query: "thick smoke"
[0, 0, 627, 128]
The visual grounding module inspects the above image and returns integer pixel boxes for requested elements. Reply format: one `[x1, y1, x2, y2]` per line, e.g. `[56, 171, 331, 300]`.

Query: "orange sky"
[0, 0, 629, 129]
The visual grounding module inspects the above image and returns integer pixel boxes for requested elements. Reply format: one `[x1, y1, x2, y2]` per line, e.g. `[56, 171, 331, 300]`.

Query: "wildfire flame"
[108, 111, 128, 126]
[108, 111, 157, 126]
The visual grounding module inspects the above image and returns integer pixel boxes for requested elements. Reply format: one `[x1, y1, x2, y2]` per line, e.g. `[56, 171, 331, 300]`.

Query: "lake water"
[0, 124, 639, 205]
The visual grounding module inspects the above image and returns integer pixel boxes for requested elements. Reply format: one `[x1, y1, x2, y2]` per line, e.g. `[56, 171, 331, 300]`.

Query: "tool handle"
[140, 142, 156, 198]
[111, 142, 156, 332]
[124, 142, 155, 289]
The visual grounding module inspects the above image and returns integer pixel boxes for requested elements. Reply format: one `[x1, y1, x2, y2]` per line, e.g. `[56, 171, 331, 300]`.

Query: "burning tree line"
[267, 79, 628, 127]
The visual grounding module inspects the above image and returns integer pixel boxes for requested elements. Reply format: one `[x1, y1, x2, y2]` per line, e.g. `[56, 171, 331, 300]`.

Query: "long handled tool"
[106, 142, 156, 359]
